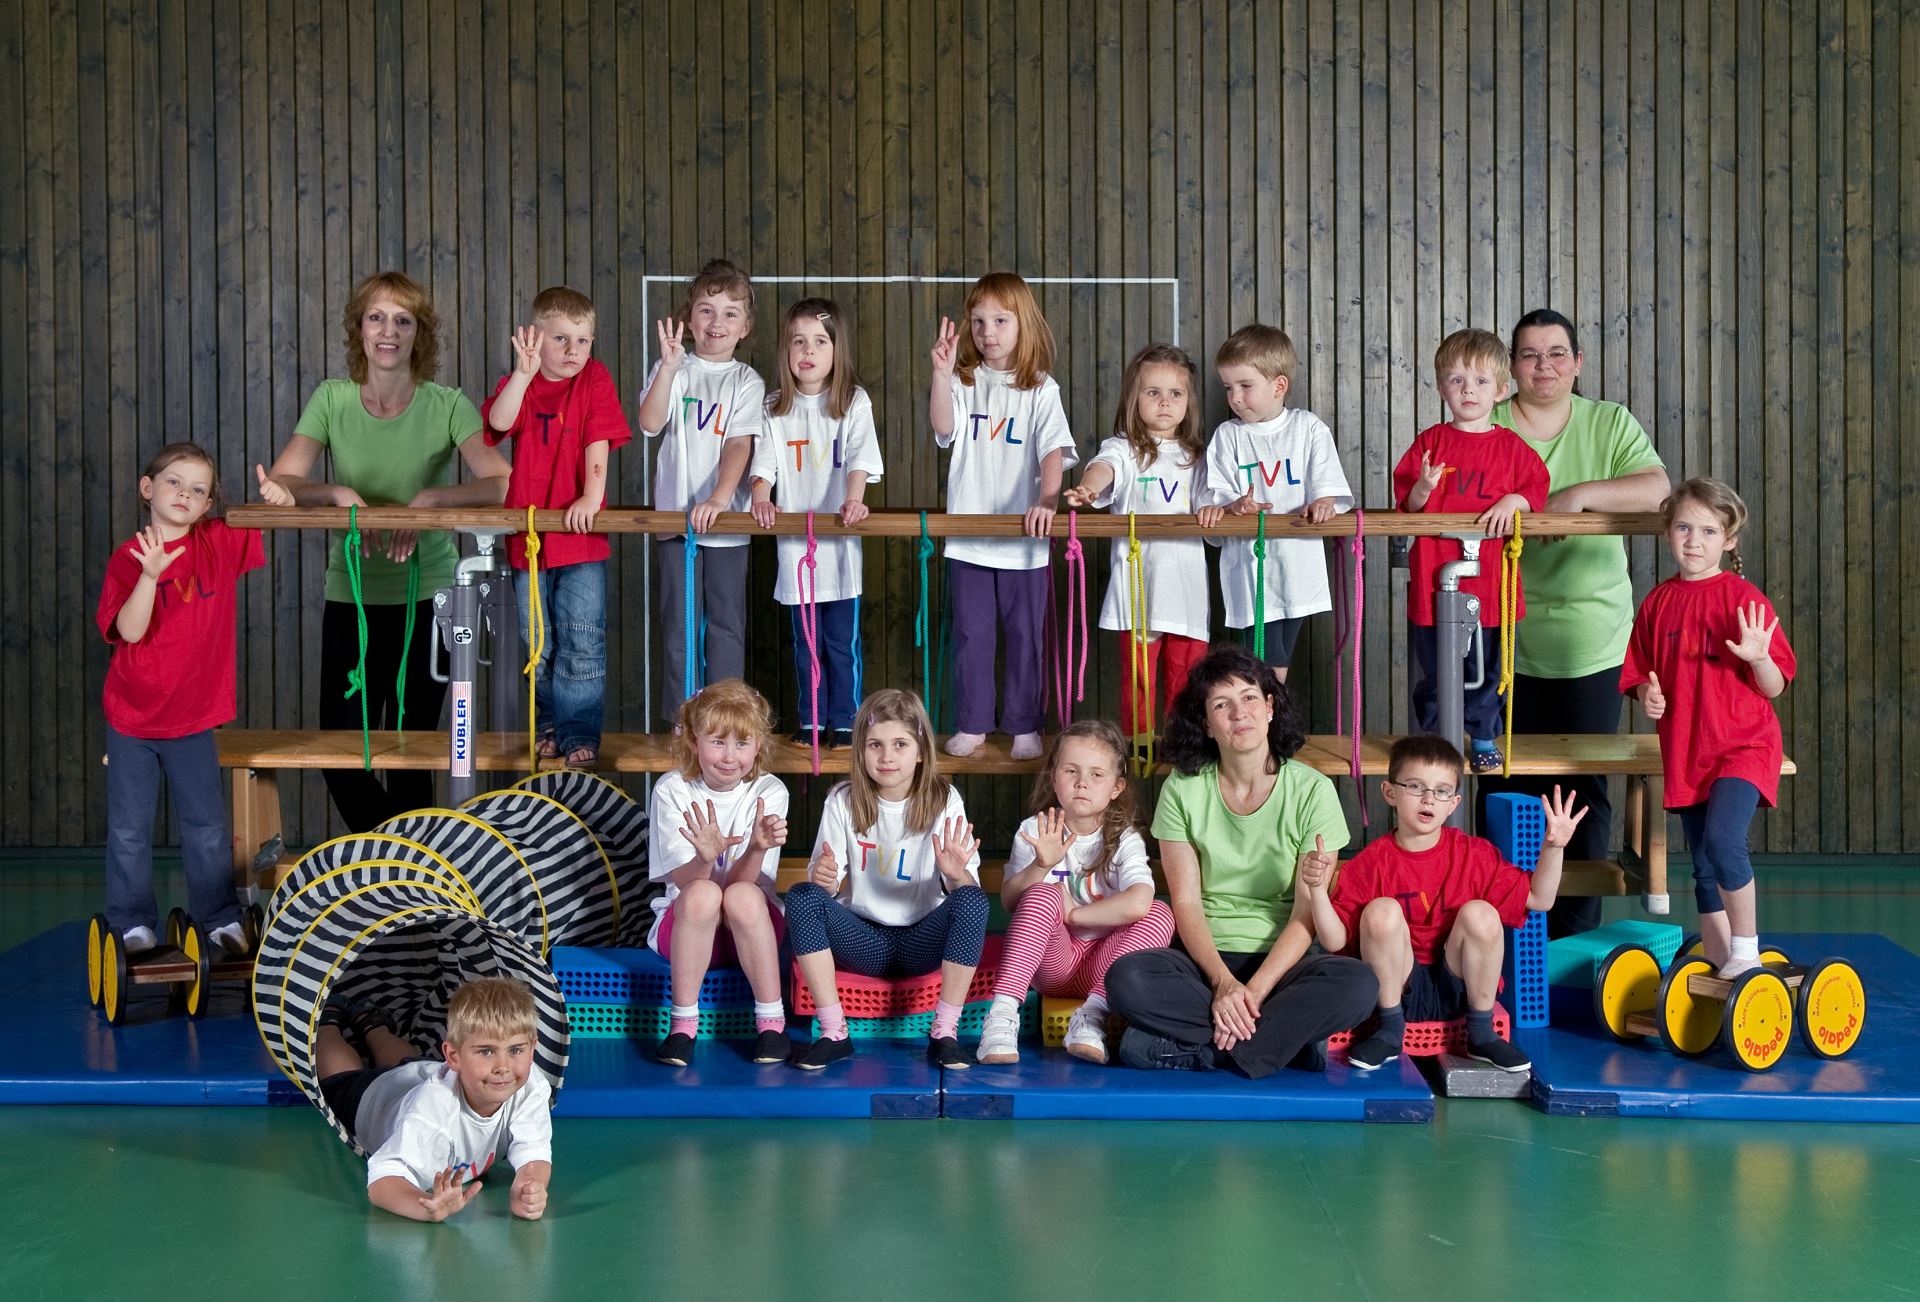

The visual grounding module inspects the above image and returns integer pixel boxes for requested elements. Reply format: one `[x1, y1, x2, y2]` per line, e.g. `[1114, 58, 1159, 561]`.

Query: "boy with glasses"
[1310, 736, 1585, 1072]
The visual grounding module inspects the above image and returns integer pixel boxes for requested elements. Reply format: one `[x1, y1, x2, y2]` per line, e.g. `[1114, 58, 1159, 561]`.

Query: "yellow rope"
[1126, 511, 1153, 777]
[1498, 511, 1522, 778]
[522, 506, 545, 774]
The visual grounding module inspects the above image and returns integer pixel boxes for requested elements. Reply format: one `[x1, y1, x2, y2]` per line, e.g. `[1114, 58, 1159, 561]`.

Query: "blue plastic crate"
[1485, 792, 1549, 1028]
[549, 944, 754, 1008]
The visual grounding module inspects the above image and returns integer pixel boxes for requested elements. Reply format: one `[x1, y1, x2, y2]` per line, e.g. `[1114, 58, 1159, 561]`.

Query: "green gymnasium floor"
[6, 856, 1919, 1301]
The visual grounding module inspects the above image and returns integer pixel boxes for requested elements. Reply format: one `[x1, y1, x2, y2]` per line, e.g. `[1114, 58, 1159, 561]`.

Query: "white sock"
[1729, 935, 1759, 961]
[752, 1000, 785, 1020]
[989, 993, 1021, 1017]
[1077, 991, 1108, 1017]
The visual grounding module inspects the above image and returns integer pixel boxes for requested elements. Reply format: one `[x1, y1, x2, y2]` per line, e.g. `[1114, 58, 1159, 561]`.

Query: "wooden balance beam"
[221, 729, 1794, 910]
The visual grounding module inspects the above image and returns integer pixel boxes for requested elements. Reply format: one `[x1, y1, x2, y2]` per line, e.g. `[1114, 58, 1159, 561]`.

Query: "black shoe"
[827, 729, 854, 750]
[654, 1032, 696, 1067]
[1467, 1036, 1532, 1073]
[928, 1035, 971, 1070]
[792, 726, 823, 746]
[1286, 1037, 1329, 1072]
[750, 1028, 791, 1064]
[1115, 1025, 1216, 1072]
[344, 1001, 397, 1048]
[789, 1034, 854, 1071]
[1343, 1032, 1401, 1071]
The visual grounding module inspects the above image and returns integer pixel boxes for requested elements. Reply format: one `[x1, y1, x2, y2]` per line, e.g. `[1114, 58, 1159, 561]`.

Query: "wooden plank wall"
[2, 0, 1914, 854]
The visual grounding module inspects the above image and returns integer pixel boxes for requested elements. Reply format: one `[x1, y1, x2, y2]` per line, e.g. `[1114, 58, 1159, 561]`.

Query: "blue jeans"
[789, 598, 863, 732]
[104, 725, 239, 934]
[1677, 777, 1761, 913]
[515, 561, 607, 752]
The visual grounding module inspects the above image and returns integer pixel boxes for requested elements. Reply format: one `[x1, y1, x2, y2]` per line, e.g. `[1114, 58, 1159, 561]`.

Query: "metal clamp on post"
[431, 536, 505, 806]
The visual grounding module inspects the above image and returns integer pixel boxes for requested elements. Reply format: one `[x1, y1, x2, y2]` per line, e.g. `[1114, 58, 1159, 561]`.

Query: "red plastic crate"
[790, 935, 1005, 1016]
[1326, 1003, 1510, 1059]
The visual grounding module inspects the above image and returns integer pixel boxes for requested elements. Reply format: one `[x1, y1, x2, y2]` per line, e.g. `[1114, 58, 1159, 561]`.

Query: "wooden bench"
[220, 729, 1794, 912]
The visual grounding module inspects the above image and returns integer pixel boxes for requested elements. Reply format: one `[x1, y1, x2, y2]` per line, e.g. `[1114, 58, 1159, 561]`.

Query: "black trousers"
[1106, 947, 1379, 1079]
[319, 599, 447, 832]
[1475, 664, 1621, 937]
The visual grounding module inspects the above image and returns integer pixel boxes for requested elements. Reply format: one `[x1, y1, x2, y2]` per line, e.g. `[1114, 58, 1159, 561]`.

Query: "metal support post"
[1434, 535, 1484, 830]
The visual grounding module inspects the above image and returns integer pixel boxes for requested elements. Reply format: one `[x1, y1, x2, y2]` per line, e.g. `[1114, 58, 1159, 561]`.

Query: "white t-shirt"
[358, 1060, 553, 1189]
[748, 387, 885, 604]
[936, 367, 1079, 570]
[1200, 407, 1353, 626]
[640, 354, 766, 549]
[1005, 815, 1156, 941]
[1085, 436, 1212, 640]
[646, 769, 789, 948]
[810, 781, 981, 927]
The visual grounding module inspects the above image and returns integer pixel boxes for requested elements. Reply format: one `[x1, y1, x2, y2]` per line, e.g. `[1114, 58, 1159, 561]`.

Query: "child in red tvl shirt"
[1621, 478, 1795, 979]
[1393, 329, 1550, 773]
[96, 444, 288, 956]
[1315, 735, 1586, 1073]
[483, 286, 633, 766]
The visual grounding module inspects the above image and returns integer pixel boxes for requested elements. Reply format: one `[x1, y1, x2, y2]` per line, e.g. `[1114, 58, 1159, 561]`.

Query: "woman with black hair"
[1106, 644, 1377, 1078]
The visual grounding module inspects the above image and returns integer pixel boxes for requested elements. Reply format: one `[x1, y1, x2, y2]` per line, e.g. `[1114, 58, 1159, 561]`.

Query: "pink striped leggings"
[992, 882, 1176, 1001]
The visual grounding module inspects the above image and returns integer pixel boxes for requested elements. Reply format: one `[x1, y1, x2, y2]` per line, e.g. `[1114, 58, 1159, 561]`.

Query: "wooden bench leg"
[229, 767, 284, 899]
[1634, 775, 1669, 915]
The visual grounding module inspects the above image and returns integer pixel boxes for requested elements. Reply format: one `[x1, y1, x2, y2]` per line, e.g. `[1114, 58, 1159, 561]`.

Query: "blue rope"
[683, 520, 698, 702]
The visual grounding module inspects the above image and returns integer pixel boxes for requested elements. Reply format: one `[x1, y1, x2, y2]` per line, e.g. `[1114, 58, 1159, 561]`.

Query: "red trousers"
[1116, 631, 1209, 737]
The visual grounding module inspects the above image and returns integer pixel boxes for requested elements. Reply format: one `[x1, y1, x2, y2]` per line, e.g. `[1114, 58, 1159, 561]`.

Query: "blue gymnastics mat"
[1524, 932, 1920, 1122]
[943, 1048, 1433, 1122]
[0, 924, 292, 1105]
[557, 1035, 941, 1120]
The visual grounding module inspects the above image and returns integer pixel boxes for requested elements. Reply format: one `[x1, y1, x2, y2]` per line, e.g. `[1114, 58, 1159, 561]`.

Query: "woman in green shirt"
[265, 271, 511, 831]
[1106, 644, 1377, 1078]
[1483, 308, 1669, 935]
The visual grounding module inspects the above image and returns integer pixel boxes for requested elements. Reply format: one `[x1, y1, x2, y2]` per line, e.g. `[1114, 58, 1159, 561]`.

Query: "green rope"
[394, 552, 420, 731]
[341, 505, 372, 770]
[1252, 510, 1268, 661]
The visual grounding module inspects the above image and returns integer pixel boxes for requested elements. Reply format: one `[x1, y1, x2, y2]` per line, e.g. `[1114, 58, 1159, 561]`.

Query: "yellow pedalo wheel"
[1796, 958, 1867, 1060]
[1656, 955, 1720, 1058]
[86, 913, 110, 1008]
[180, 921, 211, 1018]
[1721, 968, 1794, 1071]
[101, 929, 128, 1026]
[1593, 943, 1662, 1040]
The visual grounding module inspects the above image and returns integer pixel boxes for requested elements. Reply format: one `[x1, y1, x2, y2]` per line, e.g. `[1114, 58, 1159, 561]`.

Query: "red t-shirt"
[482, 358, 633, 569]
[1619, 571, 1797, 808]
[1392, 423, 1550, 626]
[1328, 827, 1533, 965]
[97, 518, 266, 739]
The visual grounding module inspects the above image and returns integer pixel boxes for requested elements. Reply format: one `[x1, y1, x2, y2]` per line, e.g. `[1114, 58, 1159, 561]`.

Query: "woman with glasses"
[1482, 309, 1669, 936]
[1104, 644, 1378, 1077]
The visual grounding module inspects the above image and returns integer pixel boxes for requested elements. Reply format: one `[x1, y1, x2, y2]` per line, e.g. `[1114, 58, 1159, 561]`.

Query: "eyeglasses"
[1389, 779, 1460, 803]
[1515, 348, 1576, 367]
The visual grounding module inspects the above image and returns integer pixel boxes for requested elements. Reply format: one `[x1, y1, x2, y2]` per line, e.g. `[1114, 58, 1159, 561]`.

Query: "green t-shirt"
[1149, 760, 1350, 953]
[1489, 394, 1664, 678]
[295, 378, 484, 603]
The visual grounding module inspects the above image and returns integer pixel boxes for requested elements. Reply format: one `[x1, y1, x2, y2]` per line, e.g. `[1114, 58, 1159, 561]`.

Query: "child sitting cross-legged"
[313, 979, 552, 1223]
[1317, 735, 1585, 1074]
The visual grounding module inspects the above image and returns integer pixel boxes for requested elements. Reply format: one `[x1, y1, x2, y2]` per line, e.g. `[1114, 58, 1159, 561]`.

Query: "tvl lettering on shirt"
[1240, 459, 1300, 491]
[966, 414, 1024, 445]
[451, 1150, 498, 1184]
[855, 840, 915, 881]
[679, 396, 729, 438]
[786, 434, 844, 472]
[158, 574, 217, 607]
[534, 410, 560, 444]
[1136, 475, 1186, 505]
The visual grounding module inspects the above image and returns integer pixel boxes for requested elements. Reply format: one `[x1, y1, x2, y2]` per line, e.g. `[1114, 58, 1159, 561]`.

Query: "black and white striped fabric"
[512, 770, 658, 947]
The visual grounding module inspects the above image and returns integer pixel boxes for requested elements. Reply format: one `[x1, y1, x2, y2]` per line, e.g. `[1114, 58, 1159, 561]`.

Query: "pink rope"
[1064, 510, 1089, 708]
[797, 510, 822, 777]
[1332, 508, 1368, 827]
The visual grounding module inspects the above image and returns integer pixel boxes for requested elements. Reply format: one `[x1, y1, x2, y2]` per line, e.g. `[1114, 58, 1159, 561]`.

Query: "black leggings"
[319, 599, 447, 832]
[783, 882, 990, 975]
[1475, 664, 1621, 937]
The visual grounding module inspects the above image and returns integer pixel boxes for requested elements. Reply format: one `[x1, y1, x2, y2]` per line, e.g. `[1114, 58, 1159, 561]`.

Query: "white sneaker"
[975, 1005, 1022, 1064]
[121, 925, 157, 955]
[209, 921, 248, 958]
[1718, 956, 1762, 980]
[1010, 732, 1045, 761]
[1063, 1003, 1109, 1064]
[944, 732, 986, 758]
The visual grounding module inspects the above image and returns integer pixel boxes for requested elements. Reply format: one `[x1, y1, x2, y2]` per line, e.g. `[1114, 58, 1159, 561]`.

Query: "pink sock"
[817, 1003, 848, 1041]
[670, 1016, 698, 1038]
[930, 1000, 963, 1040]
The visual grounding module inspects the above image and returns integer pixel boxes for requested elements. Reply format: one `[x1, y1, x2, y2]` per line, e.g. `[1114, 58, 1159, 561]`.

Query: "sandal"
[564, 744, 599, 768]
[534, 732, 560, 759]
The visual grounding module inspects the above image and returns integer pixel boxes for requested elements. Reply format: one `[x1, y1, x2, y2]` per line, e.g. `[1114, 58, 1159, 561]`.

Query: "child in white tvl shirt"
[1064, 343, 1212, 741]
[783, 689, 987, 1073]
[1198, 324, 1354, 680]
[312, 978, 553, 1223]
[636, 258, 766, 718]
[748, 297, 885, 746]
[929, 272, 1080, 761]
